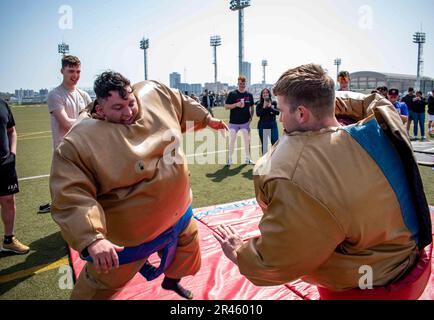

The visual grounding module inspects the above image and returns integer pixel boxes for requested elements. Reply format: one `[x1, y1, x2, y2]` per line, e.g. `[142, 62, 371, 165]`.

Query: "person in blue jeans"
[412, 91, 427, 141]
[256, 88, 280, 154]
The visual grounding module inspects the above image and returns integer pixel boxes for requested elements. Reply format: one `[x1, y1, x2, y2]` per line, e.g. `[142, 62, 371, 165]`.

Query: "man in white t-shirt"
[48, 55, 92, 149]
[40, 56, 92, 214]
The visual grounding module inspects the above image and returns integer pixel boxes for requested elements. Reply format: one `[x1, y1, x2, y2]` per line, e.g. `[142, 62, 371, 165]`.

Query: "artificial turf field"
[1, 104, 433, 300]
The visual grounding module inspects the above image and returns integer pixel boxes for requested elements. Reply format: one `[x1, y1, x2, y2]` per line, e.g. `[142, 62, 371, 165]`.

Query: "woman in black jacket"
[256, 88, 280, 154]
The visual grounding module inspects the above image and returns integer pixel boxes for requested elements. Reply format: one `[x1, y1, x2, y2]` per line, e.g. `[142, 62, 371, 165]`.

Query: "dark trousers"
[258, 122, 279, 154]
[413, 112, 426, 138]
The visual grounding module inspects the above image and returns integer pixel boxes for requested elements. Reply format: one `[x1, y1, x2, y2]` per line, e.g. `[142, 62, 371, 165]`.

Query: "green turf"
[0, 104, 433, 300]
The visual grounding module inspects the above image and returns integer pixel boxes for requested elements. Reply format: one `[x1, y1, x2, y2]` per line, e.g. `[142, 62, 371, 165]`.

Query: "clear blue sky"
[1, 0, 433, 92]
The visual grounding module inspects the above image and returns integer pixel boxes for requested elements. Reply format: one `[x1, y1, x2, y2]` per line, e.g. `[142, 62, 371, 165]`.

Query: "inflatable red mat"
[68, 199, 434, 300]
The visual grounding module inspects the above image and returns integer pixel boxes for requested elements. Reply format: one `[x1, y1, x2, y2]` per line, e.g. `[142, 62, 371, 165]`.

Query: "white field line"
[18, 131, 51, 138]
[18, 145, 262, 182]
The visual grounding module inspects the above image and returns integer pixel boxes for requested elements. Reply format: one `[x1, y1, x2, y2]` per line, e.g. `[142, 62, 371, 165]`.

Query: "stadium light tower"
[140, 38, 150, 80]
[230, 0, 251, 76]
[334, 58, 342, 78]
[413, 32, 426, 91]
[58, 42, 70, 56]
[261, 59, 268, 84]
[210, 35, 222, 83]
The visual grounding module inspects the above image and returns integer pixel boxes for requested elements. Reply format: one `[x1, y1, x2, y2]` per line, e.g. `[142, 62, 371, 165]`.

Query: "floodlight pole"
[262, 60, 268, 84]
[413, 32, 426, 91]
[230, 1, 251, 76]
[210, 36, 222, 83]
[334, 58, 342, 79]
[140, 38, 150, 80]
[58, 42, 70, 56]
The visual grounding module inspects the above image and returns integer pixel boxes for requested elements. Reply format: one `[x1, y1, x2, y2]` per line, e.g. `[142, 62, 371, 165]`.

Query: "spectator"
[401, 88, 416, 138]
[337, 71, 351, 91]
[0, 98, 29, 255]
[201, 89, 214, 117]
[256, 88, 280, 154]
[376, 86, 388, 98]
[224, 75, 255, 165]
[190, 93, 199, 103]
[387, 89, 408, 124]
[428, 89, 434, 138]
[40, 55, 92, 214]
[412, 90, 427, 141]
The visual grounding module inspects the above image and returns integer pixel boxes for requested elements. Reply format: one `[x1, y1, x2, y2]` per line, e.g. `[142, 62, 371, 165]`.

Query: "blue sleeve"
[400, 103, 409, 116]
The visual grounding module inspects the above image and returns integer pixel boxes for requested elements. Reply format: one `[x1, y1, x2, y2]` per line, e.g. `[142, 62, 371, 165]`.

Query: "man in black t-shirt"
[224, 75, 255, 165]
[0, 99, 29, 254]
[401, 87, 415, 137]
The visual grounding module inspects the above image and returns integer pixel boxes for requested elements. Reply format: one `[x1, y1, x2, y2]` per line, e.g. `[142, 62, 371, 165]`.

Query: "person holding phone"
[224, 75, 255, 165]
[256, 88, 280, 154]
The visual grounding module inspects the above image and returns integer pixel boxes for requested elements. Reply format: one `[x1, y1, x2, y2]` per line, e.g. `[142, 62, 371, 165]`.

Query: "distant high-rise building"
[190, 84, 202, 95]
[169, 72, 181, 89]
[241, 62, 251, 86]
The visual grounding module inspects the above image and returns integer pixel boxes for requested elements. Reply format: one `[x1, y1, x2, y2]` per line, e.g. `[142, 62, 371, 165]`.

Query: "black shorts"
[0, 153, 19, 197]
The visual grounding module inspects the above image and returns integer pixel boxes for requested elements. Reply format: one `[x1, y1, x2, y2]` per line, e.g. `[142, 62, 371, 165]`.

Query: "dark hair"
[94, 71, 131, 100]
[273, 64, 335, 119]
[408, 87, 414, 92]
[416, 90, 423, 95]
[338, 70, 350, 78]
[62, 55, 81, 69]
[258, 88, 272, 106]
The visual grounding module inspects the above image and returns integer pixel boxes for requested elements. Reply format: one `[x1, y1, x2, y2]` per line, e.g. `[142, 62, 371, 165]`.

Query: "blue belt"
[83, 205, 193, 281]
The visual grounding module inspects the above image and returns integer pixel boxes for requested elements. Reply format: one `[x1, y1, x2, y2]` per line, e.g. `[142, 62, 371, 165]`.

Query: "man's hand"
[87, 239, 124, 274]
[208, 118, 229, 132]
[213, 225, 244, 265]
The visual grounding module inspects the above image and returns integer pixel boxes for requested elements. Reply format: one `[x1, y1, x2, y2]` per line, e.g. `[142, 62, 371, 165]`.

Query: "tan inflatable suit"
[238, 92, 432, 291]
[50, 81, 211, 299]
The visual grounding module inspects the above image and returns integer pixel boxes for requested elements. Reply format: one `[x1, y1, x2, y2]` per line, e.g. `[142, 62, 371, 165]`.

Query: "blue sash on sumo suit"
[82, 205, 193, 281]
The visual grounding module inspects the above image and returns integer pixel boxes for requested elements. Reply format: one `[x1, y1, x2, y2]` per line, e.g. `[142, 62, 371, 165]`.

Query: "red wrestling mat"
[68, 200, 434, 300]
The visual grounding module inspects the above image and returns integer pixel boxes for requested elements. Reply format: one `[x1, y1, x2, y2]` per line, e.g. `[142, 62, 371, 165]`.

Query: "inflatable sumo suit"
[50, 81, 211, 299]
[240, 92, 432, 299]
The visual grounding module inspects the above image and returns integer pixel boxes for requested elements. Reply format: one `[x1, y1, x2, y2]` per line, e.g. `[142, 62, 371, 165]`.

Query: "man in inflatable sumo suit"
[215, 64, 432, 300]
[50, 71, 228, 300]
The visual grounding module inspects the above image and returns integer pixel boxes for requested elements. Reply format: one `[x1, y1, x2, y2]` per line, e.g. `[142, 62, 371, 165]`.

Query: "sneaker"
[245, 159, 255, 165]
[410, 137, 418, 142]
[1, 237, 30, 254]
[38, 203, 51, 214]
[421, 137, 427, 142]
[226, 159, 232, 166]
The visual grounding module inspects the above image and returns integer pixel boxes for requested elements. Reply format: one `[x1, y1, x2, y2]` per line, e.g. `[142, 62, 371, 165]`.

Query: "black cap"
[388, 88, 399, 96]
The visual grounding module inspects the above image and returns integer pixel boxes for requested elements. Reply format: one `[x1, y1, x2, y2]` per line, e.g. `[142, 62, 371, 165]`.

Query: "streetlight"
[210, 35, 222, 83]
[334, 58, 342, 79]
[261, 59, 268, 84]
[58, 42, 70, 56]
[413, 32, 426, 91]
[230, 0, 251, 76]
[140, 38, 150, 80]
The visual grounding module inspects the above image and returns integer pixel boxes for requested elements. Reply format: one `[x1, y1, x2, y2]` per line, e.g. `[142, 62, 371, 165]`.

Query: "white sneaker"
[226, 159, 233, 166]
[245, 159, 255, 165]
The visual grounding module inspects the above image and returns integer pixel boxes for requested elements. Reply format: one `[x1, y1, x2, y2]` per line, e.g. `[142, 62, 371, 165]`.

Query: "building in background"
[190, 84, 202, 95]
[241, 61, 251, 86]
[169, 72, 181, 89]
[350, 71, 434, 95]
